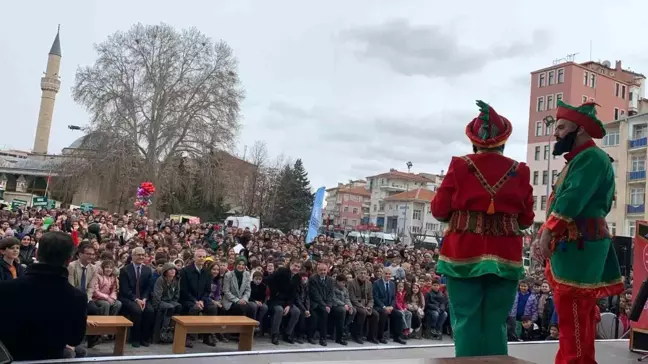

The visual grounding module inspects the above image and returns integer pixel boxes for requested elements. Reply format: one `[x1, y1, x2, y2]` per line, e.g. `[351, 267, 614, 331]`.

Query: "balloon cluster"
[134, 181, 156, 216]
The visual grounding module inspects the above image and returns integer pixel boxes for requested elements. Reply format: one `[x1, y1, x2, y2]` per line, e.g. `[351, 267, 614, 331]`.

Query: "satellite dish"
[602, 60, 612, 68]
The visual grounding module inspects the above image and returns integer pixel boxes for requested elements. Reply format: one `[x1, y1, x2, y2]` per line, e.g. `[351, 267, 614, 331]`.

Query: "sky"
[2, 0, 648, 190]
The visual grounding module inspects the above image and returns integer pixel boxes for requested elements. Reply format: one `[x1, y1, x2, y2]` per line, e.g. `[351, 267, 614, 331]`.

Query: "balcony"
[627, 204, 645, 215]
[380, 184, 407, 192]
[628, 170, 647, 182]
[629, 137, 648, 150]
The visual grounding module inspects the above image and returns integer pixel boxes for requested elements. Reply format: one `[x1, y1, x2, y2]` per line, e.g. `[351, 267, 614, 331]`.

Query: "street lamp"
[68, 125, 81, 130]
[542, 115, 556, 199]
[406, 161, 413, 173]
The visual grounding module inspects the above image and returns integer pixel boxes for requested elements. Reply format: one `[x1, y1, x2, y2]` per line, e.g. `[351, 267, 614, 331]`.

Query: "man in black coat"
[267, 260, 302, 344]
[0, 231, 88, 360]
[119, 247, 155, 347]
[308, 262, 334, 346]
[179, 249, 217, 347]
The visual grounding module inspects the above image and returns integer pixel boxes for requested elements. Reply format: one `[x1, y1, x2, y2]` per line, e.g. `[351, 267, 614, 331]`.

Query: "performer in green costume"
[539, 100, 623, 364]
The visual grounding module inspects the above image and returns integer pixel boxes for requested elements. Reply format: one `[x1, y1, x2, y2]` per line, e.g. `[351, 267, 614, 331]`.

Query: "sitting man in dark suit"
[0, 231, 88, 360]
[267, 259, 302, 345]
[119, 247, 155, 347]
[308, 262, 334, 346]
[372, 267, 406, 344]
[179, 248, 217, 347]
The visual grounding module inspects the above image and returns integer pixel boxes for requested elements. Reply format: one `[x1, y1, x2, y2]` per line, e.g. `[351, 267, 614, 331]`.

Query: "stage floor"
[17, 340, 640, 364]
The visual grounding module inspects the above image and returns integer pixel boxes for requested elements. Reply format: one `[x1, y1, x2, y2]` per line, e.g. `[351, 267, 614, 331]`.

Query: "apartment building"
[323, 180, 370, 230]
[383, 188, 445, 245]
[366, 169, 435, 227]
[527, 60, 645, 227]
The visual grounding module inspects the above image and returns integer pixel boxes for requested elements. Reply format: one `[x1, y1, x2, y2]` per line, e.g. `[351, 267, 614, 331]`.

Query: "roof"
[384, 188, 436, 202]
[368, 170, 433, 184]
[49, 27, 61, 57]
[338, 186, 370, 197]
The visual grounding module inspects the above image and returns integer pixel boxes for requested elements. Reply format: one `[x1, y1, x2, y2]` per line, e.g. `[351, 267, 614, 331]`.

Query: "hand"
[255, 301, 263, 306]
[108, 298, 115, 305]
[386, 306, 393, 313]
[539, 229, 553, 259]
[196, 300, 205, 310]
[344, 304, 350, 312]
[216, 301, 223, 308]
[366, 307, 372, 314]
[239, 299, 247, 305]
[135, 299, 145, 310]
[325, 306, 331, 313]
[87, 320, 99, 328]
[283, 306, 290, 316]
[305, 310, 311, 318]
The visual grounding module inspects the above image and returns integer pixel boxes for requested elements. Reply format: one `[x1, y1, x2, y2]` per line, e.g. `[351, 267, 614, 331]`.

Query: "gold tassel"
[487, 198, 495, 215]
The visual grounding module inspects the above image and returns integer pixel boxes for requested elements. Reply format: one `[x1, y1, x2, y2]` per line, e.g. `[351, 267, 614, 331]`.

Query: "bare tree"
[69, 23, 244, 214]
[240, 141, 269, 215]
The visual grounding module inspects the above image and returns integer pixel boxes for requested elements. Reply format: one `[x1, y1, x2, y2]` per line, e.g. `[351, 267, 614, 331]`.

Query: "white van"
[224, 216, 260, 232]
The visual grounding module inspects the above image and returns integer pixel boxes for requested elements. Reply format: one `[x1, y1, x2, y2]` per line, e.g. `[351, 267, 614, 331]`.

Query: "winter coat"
[332, 285, 352, 308]
[152, 263, 180, 309]
[425, 290, 448, 312]
[93, 272, 118, 302]
[510, 291, 538, 322]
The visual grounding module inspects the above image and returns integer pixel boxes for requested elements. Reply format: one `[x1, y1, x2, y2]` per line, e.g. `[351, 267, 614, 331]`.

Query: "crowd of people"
[0, 206, 632, 360]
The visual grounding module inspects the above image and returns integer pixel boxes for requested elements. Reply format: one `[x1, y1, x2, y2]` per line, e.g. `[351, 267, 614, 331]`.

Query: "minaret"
[32, 26, 62, 155]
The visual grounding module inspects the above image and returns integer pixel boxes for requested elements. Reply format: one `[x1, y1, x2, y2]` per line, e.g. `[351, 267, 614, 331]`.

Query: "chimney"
[389, 168, 396, 172]
[616, 60, 622, 71]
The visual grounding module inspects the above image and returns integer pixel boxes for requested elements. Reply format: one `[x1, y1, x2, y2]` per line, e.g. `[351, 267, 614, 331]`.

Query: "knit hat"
[465, 100, 513, 149]
[555, 100, 606, 139]
[235, 256, 248, 265]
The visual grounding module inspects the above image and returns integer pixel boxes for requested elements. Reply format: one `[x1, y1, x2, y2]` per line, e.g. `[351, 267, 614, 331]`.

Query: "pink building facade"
[324, 184, 371, 230]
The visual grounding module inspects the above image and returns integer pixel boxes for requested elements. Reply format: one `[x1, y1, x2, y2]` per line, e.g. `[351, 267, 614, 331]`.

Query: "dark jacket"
[347, 277, 374, 308]
[250, 281, 267, 303]
[425, 290, 448, 312]
[295, 281, 310, 312]
[118, 263, 153, 302]
[0, 264, 87, 360]
[179, 265, 212, 305]
[267, 267, 299, 307]
[372, 279, 395, 310]
[18, 244, 36, 267]
[152, 263, 180, 309]
[0, 258, 25, 281]
[308, 274, 333, 309]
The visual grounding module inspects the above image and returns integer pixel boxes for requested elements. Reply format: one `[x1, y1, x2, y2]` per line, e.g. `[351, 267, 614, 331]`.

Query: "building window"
[542, 170, 548, 185]
[545, 123, 552, 136]
[631, 155, 646, 172]
[582, 95, 588, 103]
[343, 219, 347, 226]
[620, 110, 625, 118]
[548, 70, 555, 85]
[630, 91, 634, 102]
[583, 71, 588, 85]
[541, 195, 547, 210]
[547, 94, 554, 110]
[608, 222, 616, 236]
[556, 92, 563, 104]
[533, 171, 539, 185]
[352, 208, 358, 214]
[552, 170, 558, 184]
[413, 209, 421, 220]
[344, 206, 349, 212]
[630, 223, 636, 238]
[615, 83, 620, 97]
[534, 146, 540, 160]
[589, 73, 596, 88]
[614, 108, 619, 120]
[532, 196, 537, 210]
[612, 161, 618, 176]
[622, 85, 626, 99]
[630, 188, 645, 205]
[537, 97, 545, 112]
[535, 121, 543, 136]
[557, 68, 564, 83]
[544, 145, 550, 160]
[603, 131, 620, 147]
[633, 124, 648, 139]
[539, 73, 546, 87]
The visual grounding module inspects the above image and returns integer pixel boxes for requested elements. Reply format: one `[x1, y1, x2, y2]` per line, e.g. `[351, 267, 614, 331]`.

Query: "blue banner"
[306, 187, 326, 244]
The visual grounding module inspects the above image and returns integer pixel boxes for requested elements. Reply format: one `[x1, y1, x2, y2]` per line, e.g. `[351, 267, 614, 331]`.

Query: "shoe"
[131, 342, 141, 348]
[293, 336, 304, 344]
[203, 335, 216, 347]
[319, 339, 328, 346]
[185, 339, 194, 348]
[352, 336, 364, 344]
[87, 336, 101, 348]
[379, 338, 388, 344]
[283, 335, 295, 344]
[271, 334, 280, 345]
[335, 339, 348, 346]
[307, 337, 317, 345]
[367, 338, 379, 344]
[140, 341, 150, 347]
[394, 337, 407, 345]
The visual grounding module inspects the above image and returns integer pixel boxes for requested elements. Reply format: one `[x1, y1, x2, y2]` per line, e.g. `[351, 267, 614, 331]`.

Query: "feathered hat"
[465, 100, 513, 149]
[555, 100, 606, 139]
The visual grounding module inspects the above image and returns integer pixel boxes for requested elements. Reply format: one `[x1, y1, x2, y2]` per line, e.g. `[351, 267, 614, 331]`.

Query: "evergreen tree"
[291, 159, 313, 228]
[273, 164, 296, 232]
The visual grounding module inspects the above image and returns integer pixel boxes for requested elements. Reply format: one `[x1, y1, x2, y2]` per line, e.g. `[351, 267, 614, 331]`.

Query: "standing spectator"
[0, 237, 24, 281]
[179, 249, 217, 347]
[308, 262, 335, 346]
[425, 278, 448, 339]
[267, 261, 302, 345]
[0, 231, 87, 360]
[348, 267, 380, 344]
[18, 234, 36, 267]
[373, 268, 406, 344]
[92, 260, 122, 315]
[510, 281, 538, 322]
[152, 263, 181, 343]
[222, 257, 257, 319]
[119, 247, 155, 347]
[331, 274, 355, 345]
[536, 281, 554, 336]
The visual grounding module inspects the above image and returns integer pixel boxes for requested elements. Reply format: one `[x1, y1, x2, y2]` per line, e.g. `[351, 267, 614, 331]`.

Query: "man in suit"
[67, 241, 101, 346]
[348, 267, 379, 344]
[308, 262, 334, 346]
[179, 248, 217, 347]
[372, 267, 406, 344]
[118, 247, 155, 347]
[267, 259, 302, 344]
[0, 231, 88, 360]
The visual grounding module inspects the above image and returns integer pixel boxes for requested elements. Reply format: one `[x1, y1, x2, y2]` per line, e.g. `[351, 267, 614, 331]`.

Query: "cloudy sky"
[1, 0, 647, 190]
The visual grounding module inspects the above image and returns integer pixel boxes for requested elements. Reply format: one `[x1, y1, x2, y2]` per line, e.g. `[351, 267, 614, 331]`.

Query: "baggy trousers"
[446, 274, 518, 357]
[553, 290, 598, 364]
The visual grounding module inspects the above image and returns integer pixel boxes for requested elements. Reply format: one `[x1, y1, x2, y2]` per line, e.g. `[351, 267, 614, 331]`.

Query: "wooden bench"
[171, 316, 259, 354]
[431, 357, 536, 364]
[86, 316, 133, 356]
